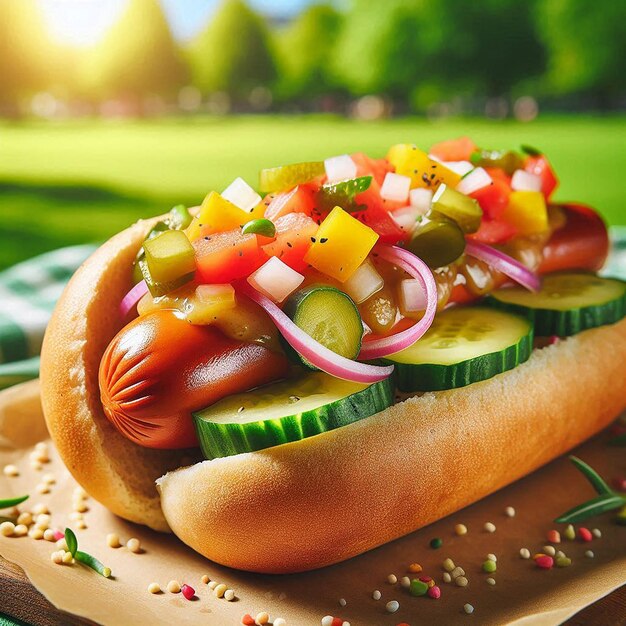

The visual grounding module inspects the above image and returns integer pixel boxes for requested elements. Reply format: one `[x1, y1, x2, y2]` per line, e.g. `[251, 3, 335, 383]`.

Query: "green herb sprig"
[0, 495, 29, 509]
[65, 528, 111, 578]
[554, 456, 626, 523]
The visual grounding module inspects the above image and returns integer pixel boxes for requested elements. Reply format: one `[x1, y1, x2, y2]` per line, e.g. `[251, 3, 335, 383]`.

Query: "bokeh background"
[1, 0, 625, 270]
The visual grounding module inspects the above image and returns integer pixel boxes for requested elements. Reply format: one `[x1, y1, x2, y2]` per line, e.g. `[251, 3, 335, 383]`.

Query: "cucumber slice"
[488, 273, 626, 336]
[385, 307, 533, 391]
[259, 161, 325, 193]
[193, 372, 394, 459]
[284, 286, 363, 369]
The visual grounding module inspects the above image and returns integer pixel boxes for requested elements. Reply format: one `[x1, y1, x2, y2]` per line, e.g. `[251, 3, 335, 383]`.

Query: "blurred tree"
[87, 0, 187, 102]
[188, 0, 277, 101]
[537, 0, 626, 105]
[274, 4, 342, 102]
[0, 0, 52, 111]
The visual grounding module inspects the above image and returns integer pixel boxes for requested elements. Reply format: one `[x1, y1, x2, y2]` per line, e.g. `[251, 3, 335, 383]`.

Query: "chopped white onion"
[456, 167, 492, 195]
[441, 160, 474, 176]
[324, 154, 357, 183]
[380, 172, 411, 203]
[398, 279, 427, 313]
[390, 206, 419, 234]
[343, 259, 384, 304]
[408, 188, 433, 215]
[511, 169, 542, 192]
[222, 177, 262, 213]
[247, 256, 304, 303]
[195, 283, 235, 302]
[432, 183, 447, 203]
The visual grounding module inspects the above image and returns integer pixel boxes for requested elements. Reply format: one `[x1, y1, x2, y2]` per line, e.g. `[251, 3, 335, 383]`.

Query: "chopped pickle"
[360, 284, 398, 334]
[470, 149, 524, 175]
[241, 218, 276, 238]
[431, 184, 482, 234]
[259, 161, 325, 193]
[168, 204, 193, 230]
[316, 176, 372, 213]
[143, 230, 196, 285]
[407, 213, 466, 268]
[433, 264, 458, 310]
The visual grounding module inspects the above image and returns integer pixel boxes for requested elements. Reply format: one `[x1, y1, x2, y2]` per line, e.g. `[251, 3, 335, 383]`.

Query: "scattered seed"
[555, 550, 566, 559]
[30, 461, 42, 471]
[255, 612, 270, 625]
[372, 590, 381, 600]
[3, 464, 19, 477]
[464, 603, 475, 614]
[543, 546, 556, 557]
[519, 548, 531, 559]
[535, 555, 554, 569]
[556, 556, 572, 567]
[546, 529, 561, 543]
[387, 574, 397, 584]
[273, 619, 286, 626]
[483, 522, 496, 533]
[585, 550, 595, 558]
[73, 501, 88, 513]
[486, 578, 496, 586]
[106, 533, 121, 548]
[167, 580, 181, 593]
[385, 600, 400, 613]
[242, 615, 256, 626]
[1, 522, 15, 536]
[127, 538, 141, 553]
[455, 523, 468, 536]
[201, 574, 210, 584]
[62, 551, 73, 564]
[409, 580, 429, 597]
[225, 589, 236, 601]
[486, 553, 497, 562]
[69, 512, 83, 521]
[28, 527, 44, 540]
[564, 524, 576, 540]
[13, 524, 28, 536]
[16, 512, 32, 526]
[591, 528, 602, 539]
[43, 529, 56, 542]
[338, 598, 346, 607]
[443, 557, 455, 572]
[428, 585, 441, 599]
[51, 550, 64, 564]
[578, 527, 593, 542]
[214, 583, 228, 598]
[442, 572, 452, 583]
[182, 584, 195, 600]
[56, 538, 68, 550]
[32, 504, 49, 515]
[36, 514, 51, 527]
[430, 537, 443, 549]
[73, 486, 87, 499]
[482, 560, 496, 573]
[400, 576, 410, 588]
[42, 474, 56, 485]
[208, 581, 218, 590]
[76, 520, 87, 530]
[148, 582, 161, 594]
[504, 506, 516, 517]
[455, 576, 469, 587]
[451, 566, 465, 579]
[408, 563, 423, 573]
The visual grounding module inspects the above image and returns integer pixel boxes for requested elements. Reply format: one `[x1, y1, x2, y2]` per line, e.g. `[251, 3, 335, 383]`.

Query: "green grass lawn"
[1, 114, 625, 270]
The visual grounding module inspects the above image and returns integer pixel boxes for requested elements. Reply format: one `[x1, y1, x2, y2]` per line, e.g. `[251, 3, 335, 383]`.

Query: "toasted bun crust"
[41, 214, 626, 570]
[40, 216, 197, 532]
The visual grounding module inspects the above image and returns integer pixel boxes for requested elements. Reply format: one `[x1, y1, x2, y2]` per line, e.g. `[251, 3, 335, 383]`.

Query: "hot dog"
[40, 140, 626, 572]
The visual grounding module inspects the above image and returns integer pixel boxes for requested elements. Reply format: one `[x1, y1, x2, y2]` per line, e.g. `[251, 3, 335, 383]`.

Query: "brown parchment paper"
[0, 379, 624, 626]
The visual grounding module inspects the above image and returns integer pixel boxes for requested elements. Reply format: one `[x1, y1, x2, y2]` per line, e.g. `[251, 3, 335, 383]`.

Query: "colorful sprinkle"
[443, 558, 455, 572]
[372, 590, 381, 600]
[338, 598, 346, 607]
[386, 600, 400, 613]
[430, 537, 443, 549]
[483, 522, 496, 533]
[578, 527, 593, 542]
[409, 580, 429, 597]
[428, 585, 441, 599]
[486, 578, 496, 586]
[585, 550, 595, 558]
[387, 574, 398, 584]
[591, 528, 602, 539]
[556, 556, 572, 567]
[464, 603, 475, 614]
[408, 563, 423, 573]
[400, 576, 411, 589]
[451, 566, 465, 579]
[547, 530, 561, 544]
[455, 576, 469, 587]
[482, 560, 496, 573]
[486, 553, 497, 562]
[564, 524, 576, 540]
[147, 582, 161, 594]
[504, 506, 516, 517]
[241, 616, 255, 626]
[442, 572, 452, 583]
[519, 548, 531, 559]
[535, 555, 554, 569]
[455, 524, 468, 536]
[542, 546, 556, 557]
[181, 584, 195, 600]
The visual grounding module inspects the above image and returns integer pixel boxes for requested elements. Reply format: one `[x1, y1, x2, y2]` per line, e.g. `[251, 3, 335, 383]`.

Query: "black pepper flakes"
[320, 238, 328, 244]
[310, 237, 317, 243]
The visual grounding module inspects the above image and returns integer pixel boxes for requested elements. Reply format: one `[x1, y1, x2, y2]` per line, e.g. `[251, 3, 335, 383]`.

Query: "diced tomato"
[524, 155, 558, 200]
[352, 203, 407, 244]
[262, 212, 318, 271]
[193, 230, 267, 284]
[263, 184, 317, 221]
[468, 218, 517, 244]
[429, 136, 477, 162]
[351, 152, 394, 184]
[470, 177, 511, 220]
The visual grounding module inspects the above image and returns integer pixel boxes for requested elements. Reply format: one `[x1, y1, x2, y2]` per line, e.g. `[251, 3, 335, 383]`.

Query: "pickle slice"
[259, 161, 325, 193]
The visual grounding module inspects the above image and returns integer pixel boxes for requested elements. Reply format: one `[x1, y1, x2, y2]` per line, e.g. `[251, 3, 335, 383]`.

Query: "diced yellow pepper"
[502, 191, 549, 236]
[387, 143, 462, 189]
[185, 191, 251, 241]
[303, 207, 379, 282]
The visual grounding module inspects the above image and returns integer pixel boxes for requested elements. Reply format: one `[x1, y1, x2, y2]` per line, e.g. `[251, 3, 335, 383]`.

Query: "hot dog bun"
[41, 214, 626, 570]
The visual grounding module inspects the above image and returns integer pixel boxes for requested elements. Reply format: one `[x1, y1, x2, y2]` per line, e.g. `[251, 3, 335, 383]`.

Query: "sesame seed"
[148, 582, 161, 594]
[455, 523, 468, 536]
[486, 578, 496, 586]
[3, 464, 19, 477]
[442, 572, 452, 583]
[0, 522, 15, 537]
[592, 528, 602, 539]
[585, 550, 595, 558]
[455, 576, 469, 587]
[127, 537, 141, 553]
[225, 589, 236, 601]
[543, 545, 556, 557]
[385, 600, 400, 613]
[372, 589, 382, 600]
[107, 533, 121, 548]
[214, 583, 228, 598]
[464, 603, 475, 614]
[201, 574, 210, 584]
[167, 580, 181, 593]
[387, 573, 397, 584]
[443, 557, 455, 571]
[504, 506, 516, 517]
[338, 598, 346, 607]
[486, 554, 497, 562]
[400, 576, 410, 588]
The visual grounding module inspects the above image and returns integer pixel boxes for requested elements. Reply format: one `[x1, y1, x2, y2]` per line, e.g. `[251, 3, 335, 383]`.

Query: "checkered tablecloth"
[0, 230, 625, 391]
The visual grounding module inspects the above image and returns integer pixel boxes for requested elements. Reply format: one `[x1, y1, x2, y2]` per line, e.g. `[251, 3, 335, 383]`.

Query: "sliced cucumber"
[386, 307, 533, 391]
[488, 273, 626, 336]
[284, 286, 363, 369]
[193, 372, 394, 459]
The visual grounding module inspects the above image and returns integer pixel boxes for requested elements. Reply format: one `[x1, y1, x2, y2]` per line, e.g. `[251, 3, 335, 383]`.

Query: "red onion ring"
[465, 240, 541, 292]
[119, 280, 148, 318]
[358, 245, 438, 360]
[237, 281, 393, 384]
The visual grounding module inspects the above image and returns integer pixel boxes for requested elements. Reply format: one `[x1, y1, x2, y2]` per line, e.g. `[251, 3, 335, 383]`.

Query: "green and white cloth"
[0, 230, 625, 390]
